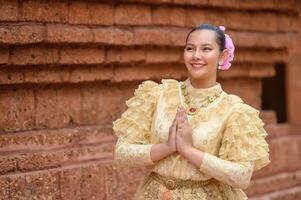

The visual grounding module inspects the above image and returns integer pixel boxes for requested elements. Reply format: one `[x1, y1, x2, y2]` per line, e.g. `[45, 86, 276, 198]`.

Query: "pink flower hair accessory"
[218, 26, 235, 70]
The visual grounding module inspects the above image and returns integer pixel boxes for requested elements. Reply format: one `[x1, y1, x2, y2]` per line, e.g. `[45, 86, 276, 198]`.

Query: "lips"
[190, 63, 206, 69]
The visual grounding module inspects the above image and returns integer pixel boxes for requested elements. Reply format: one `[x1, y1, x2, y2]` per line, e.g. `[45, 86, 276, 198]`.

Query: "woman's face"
[184, 30, 226, 83]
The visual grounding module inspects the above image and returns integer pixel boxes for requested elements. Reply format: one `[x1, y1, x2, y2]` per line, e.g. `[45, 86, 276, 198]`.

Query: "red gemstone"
[189, 107, 196, 112]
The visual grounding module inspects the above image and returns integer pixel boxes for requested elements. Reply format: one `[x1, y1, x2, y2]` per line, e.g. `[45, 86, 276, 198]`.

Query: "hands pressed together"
[167, 106, 194, 155]
[151, 106, 204, 166]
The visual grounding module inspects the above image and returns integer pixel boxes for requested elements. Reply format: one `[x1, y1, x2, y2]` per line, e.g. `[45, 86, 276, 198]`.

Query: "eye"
[185, 46, 194, 51]
[203, 47, 212, 51]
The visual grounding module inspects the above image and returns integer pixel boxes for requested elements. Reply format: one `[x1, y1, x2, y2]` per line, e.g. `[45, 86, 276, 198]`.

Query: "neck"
[189, 77, 218, 89]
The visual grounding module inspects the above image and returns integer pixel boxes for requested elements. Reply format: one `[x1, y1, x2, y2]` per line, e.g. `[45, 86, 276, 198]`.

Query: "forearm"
[180, 146, 204, 167]
[115, 140, 155, 167]
[180, 147, 253, 189]
[200, 153, 254, 189]
[150, 143, 173, 162]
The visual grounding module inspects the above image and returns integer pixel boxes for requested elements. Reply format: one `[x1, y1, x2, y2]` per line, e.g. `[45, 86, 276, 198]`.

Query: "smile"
[191, 63, 206, 68]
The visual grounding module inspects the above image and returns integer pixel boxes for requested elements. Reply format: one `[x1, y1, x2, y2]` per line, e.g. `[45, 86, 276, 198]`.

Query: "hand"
[166, 110, 178, 154]
[176, 106, 193, 154]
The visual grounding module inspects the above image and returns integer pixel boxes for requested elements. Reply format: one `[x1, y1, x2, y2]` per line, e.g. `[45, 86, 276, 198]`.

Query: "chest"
[151, 98, 227, 153]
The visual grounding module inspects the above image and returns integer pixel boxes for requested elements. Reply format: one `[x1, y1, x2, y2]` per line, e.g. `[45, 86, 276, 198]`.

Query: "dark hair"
[185, 23, 225, 52]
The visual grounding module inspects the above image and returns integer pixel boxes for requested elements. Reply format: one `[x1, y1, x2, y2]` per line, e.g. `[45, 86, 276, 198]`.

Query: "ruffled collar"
[184, 78, 223, 99]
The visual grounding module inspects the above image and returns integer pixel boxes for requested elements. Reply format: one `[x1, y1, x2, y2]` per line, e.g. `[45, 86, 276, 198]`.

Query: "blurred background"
[0, 0, 300, 199]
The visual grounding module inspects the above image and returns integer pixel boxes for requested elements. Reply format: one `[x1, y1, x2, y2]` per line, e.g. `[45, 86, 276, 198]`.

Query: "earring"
[218, 64, 222, 69]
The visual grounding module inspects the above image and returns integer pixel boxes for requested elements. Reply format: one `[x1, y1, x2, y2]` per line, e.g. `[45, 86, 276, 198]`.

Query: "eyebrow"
[186, 43, 213, 46]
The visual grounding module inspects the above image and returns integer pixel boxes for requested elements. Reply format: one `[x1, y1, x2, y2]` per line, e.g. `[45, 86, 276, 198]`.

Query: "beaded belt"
[151, 172, 213, 190]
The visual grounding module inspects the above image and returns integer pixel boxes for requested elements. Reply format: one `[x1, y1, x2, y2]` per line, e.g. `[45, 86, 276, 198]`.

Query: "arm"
[176, 106, 267, 189]
[114, 81, 177, 167]
[180, 146, 253, 189]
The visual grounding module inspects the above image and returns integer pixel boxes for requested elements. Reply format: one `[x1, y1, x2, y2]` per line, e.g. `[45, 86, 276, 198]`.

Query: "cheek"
[183, 52, 191, 63]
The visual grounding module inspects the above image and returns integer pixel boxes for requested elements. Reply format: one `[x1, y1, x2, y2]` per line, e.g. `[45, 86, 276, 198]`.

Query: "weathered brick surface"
[19, 0, 68, 23]
[115, 4, 152, 25]
[0, 0, 18, 21]
[46, 24, 93, 44]
[0, 24, 45, 45]
[69, 2, 114, 25]
[10, 46, 59, 65]
[0, 0, 300, 199]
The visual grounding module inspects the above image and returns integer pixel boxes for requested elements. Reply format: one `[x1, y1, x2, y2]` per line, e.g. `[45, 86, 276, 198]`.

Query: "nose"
[192, 49, 202, 60]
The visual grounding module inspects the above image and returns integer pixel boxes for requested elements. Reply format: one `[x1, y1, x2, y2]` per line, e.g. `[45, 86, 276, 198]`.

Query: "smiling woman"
[113, 23, 270, 200]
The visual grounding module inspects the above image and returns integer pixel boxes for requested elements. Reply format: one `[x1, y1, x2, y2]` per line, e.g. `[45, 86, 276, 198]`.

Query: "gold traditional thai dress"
[113, 78, 270, 200]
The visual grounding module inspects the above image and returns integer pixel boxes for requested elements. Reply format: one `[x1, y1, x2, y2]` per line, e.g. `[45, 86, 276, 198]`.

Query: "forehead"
[186, 29, 217, 45]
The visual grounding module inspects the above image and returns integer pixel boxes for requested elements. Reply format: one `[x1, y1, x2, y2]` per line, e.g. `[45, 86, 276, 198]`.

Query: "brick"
[24, 66, 68, 84]
[265, 124, 290, 139]
[115, 4, 152, 25]
[0, 176, 10, 200]
[146, 48, 182, 63]
[35, 86, 60, 128]
[174, 0, 296, 12]
[69, 66, 114, 83]
[220, 78, 261, 108]
[60, 47, 105, 64]
[93, 27, 134, 45]
[247, 170, 301, 196]
[0, 157, 17, 175]
[218, 64, 275, 79]
[69, 2, 114, 25]
[46, 24, 93, 43]
[17, 145, 113, 172]
[0, 25, 45, 44]
[235, 49, 288, 64]
[81, 85, 112, 124]
[0, 48, 9, 64]
[106, 48, 145, 63]
[10, 46, 59, 65]
[0, 125, 113, 150]
[134, 27, 172, 45]
[113, 64, 187, 82]
[81, 164, 106, 200]
[152, 6, 186, 26]
[230, 31, 292, 49]
[9, 175, 27, 199]
[20, 0, 67, 22]
[25, 171, 60, 199]
[254, 136, 301, 178]
[59, 167, 82, 200]
[185, 8, 206, 27]
[56, 86, 81, 126]
[105, 164, 149, 199]
[0, 0, 18, 21]
[260, 111, 277, 125]
[0, 87, 35, 132]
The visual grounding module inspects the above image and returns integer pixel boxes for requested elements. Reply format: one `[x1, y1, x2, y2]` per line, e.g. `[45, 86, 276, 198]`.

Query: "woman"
[113, 23, 270, 200]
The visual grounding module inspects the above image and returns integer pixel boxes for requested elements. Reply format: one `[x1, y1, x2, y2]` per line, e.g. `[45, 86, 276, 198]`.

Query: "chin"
[187, 66, 208, 79]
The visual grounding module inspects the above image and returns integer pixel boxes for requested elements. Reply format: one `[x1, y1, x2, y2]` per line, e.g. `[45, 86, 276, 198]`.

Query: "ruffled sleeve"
[218, 103, 270, 171]
[199, 103, 270, 189]
[113, 80, 161, 167]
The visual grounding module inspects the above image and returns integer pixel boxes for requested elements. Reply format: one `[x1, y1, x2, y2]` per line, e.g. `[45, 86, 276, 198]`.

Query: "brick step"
[0, 161, 146, 200]
[0, 44, 287, 67]
[265, 123, 292, 139]
[253, 134, 301, 179]
[247, 169, 301, 197]
[0, 63, 276, 86]
[0, 144, 114, 175]
[0, 23, 295, 48]
[118, 0, 297, 12]
[0, 125, 114, 152]
[249, 186, 301, 200]
[260, 110, 277, 125]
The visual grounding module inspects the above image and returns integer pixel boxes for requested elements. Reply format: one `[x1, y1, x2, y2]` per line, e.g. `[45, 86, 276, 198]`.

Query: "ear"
[218, 49, 228, 66]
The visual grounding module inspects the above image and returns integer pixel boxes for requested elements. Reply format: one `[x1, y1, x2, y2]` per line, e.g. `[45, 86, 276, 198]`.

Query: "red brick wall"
[0, 0, 300, 199]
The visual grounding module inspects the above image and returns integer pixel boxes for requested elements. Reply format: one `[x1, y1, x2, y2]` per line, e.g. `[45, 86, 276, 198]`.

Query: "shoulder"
[222, 92, 260, 116]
